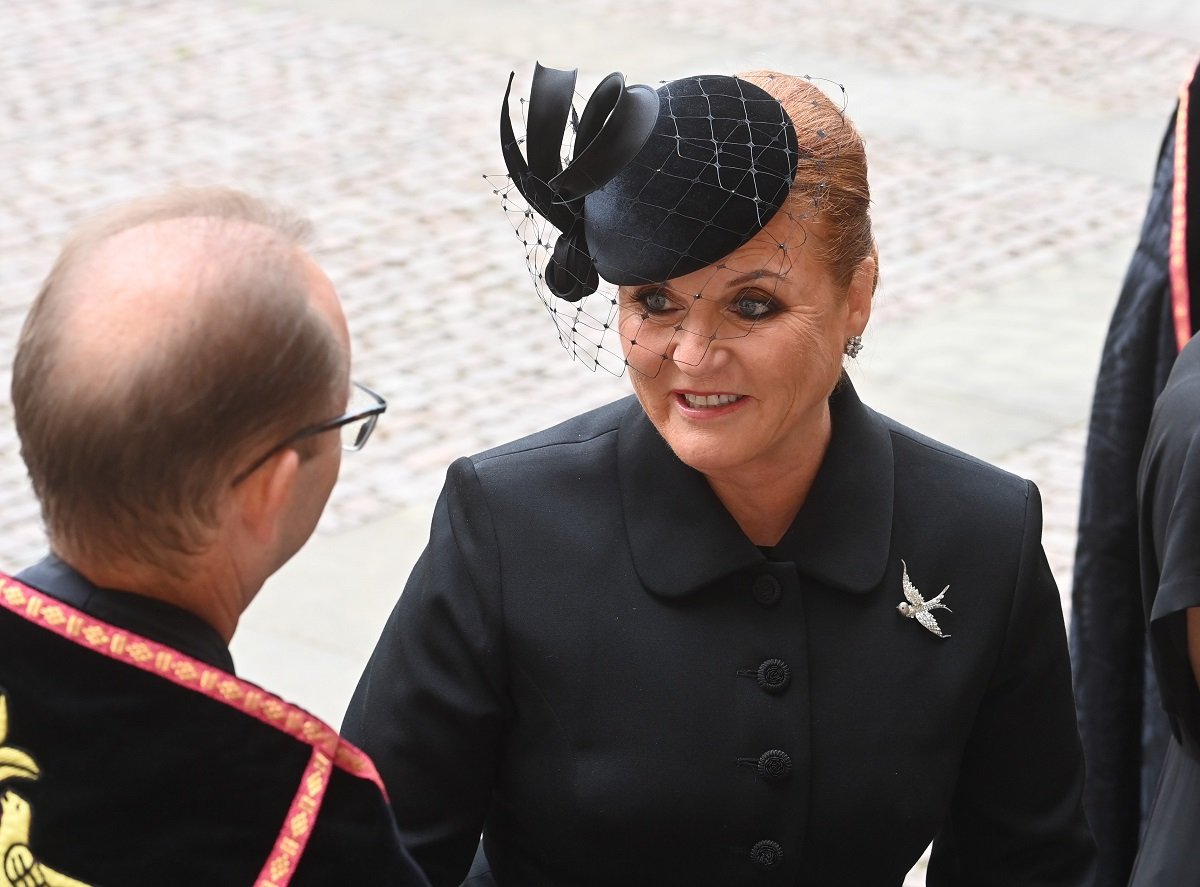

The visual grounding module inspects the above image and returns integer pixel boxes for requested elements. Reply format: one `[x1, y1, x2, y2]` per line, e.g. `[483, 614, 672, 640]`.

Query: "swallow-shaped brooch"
[897, 560, 951, 638]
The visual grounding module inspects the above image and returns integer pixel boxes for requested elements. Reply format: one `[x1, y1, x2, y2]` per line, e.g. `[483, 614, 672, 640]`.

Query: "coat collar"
[16, 553, 235, 672]
[618, 377, 894, 597]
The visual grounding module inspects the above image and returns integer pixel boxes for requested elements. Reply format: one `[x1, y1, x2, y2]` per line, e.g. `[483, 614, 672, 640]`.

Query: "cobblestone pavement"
[592, 0, 1199, 115]
[3, 1, 1197, 882]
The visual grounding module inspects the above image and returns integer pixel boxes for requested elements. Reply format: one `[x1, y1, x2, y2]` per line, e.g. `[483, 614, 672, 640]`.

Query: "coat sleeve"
[1141, 370, 1200, 745]
[341, 457, 509, 887]
[927, 482, 1097, 886]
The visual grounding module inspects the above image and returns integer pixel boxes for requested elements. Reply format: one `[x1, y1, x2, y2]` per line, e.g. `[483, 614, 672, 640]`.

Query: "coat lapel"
[773, 379, 894, 593]
[618, 378, 894, 598]
[617, 397, 762, 597]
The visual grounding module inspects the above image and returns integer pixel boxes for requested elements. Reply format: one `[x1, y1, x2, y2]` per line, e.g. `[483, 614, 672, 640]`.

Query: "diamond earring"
[844, 335, 863, 358]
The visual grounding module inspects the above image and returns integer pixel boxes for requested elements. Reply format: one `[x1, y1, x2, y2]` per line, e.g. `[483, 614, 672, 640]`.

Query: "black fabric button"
[750, 839, 783, 871]
[757, 749, 793, 782]
[751, 573, 781, 607]
[756, 658, 790, 694]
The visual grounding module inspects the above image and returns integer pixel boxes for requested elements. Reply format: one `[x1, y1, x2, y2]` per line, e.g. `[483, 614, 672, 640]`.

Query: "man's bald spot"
[53, 218, 324, 387]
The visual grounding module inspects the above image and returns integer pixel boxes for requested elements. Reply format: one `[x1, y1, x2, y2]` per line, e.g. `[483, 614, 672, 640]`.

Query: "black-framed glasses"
[230, 382, 387, 487]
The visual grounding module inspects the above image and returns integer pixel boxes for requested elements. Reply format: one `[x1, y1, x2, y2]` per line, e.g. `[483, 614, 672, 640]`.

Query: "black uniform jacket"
[344, 380, 1095, 887]
[1129, 332, 1200, 885]
[0, 556, 427, 887]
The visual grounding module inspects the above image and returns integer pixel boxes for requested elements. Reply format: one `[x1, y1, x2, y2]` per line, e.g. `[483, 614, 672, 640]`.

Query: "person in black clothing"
[344, 65, 1095, 886]
[1070, 58, 1200, 886]
[0, 187, 424, 887]
[1130, 331, 1200, 884]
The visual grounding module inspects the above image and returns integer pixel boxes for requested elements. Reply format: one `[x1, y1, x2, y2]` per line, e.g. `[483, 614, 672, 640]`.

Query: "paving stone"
[588, 0, 1199, 115]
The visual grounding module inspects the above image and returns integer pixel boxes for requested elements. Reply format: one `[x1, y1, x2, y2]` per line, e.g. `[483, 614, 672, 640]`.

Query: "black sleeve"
[342, 457, 509, 887]
[1141, 375, 1200, 744]
[928, 483, 1097, 886]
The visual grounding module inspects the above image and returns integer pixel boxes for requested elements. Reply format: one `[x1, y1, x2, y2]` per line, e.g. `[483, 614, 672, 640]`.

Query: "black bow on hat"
[500, 64, 659, 302]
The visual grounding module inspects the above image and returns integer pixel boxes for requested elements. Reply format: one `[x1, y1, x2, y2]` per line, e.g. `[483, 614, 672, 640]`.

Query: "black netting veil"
[491, 63, 847, 376]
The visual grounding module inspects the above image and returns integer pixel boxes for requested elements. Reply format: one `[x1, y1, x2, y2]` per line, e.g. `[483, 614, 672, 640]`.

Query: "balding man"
[0, 189, 427, 886]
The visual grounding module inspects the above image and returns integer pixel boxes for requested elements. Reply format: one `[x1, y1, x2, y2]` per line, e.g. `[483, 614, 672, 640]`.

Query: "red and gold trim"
[256, 749, 333, 887]
[1171, 60, 1200, 352]
[0, 574, 384, 793]
[1171, 71, 1192, 351]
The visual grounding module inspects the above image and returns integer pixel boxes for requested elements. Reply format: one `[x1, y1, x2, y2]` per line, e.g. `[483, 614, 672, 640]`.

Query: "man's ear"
[235, 449, 300, 546]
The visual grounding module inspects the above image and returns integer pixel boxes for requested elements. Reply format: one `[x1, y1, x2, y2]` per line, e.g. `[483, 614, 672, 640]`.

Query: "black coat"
[344, 380, 1095, 886]
[1070, 58, 1200, 886]
[1128, 333, 1200, 884]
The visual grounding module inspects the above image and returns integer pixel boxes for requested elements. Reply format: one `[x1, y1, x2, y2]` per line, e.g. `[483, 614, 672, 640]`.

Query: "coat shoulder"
[880, 412, 1034, 508]
[468, 397, 632, 469]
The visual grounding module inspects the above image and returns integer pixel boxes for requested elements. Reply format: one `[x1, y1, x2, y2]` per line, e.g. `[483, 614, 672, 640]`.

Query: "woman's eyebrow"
[725, 270, 789, 286]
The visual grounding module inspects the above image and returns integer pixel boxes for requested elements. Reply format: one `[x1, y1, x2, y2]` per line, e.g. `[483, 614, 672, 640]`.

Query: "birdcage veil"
[489, 63, 847, 378]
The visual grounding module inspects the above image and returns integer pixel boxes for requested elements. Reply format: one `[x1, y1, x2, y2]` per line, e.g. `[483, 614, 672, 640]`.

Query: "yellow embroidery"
[289, 811, 310, 837]
[0, 694, 93, 887]
[267, 854, 293, 881]
[0, 700, 38, 786]
[40, 608, 64, 628]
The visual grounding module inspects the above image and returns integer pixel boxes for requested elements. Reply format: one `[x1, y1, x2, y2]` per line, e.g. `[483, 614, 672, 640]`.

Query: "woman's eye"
[637, 288, 674, 314]
[732, 293, 776, 319]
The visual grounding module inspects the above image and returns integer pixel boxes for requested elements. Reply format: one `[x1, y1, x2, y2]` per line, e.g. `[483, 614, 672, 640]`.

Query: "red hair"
[740, 71, 878, 293]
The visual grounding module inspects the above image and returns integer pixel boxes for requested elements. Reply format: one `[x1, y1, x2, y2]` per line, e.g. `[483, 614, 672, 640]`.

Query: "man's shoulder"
[0, 570, 359, 765]
[0, 573, 422, 883]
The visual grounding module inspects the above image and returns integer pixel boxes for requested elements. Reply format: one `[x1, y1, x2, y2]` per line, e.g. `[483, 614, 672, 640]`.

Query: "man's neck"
[51, 546, 252, 643]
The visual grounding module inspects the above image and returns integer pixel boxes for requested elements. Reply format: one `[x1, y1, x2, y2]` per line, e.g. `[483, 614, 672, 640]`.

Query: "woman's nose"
[665, 319, 727, 373]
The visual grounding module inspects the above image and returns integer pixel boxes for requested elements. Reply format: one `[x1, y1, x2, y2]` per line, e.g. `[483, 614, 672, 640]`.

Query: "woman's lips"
[674, 391, 746, 415]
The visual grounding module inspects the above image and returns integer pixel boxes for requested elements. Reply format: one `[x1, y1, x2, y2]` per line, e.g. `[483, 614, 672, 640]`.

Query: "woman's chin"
[658, 429, 749, 477]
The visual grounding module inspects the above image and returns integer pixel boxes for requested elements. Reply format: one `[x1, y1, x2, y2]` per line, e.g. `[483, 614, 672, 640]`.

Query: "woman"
[343, 64, 1096, 885]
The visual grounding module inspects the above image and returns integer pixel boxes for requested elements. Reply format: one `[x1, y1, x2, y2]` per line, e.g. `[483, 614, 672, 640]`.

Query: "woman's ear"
[234, 448, 300, 546]
[846, 255, 876, 337]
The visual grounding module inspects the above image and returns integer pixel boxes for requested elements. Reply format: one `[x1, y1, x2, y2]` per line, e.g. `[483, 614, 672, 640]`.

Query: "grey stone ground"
[2, 1, 1199, 881]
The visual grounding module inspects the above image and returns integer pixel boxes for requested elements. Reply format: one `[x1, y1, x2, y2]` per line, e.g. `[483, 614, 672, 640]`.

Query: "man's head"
[11, 187, 352, 614]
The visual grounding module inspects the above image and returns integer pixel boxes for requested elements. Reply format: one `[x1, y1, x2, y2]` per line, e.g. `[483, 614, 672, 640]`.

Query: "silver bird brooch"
[897, 560, 951, 638]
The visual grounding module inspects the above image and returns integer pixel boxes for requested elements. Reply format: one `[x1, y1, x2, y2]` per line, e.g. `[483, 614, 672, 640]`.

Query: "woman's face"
[618, 211, 872, 480]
